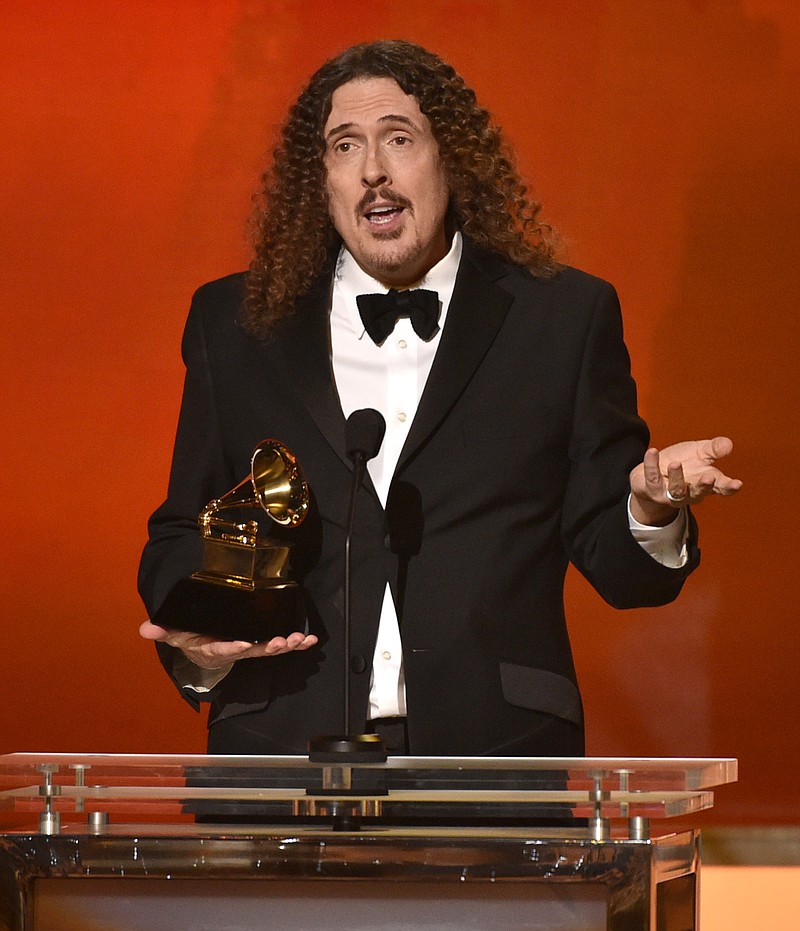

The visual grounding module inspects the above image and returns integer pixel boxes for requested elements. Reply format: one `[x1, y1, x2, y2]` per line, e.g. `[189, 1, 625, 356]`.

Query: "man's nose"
[362, 145, 390, 188]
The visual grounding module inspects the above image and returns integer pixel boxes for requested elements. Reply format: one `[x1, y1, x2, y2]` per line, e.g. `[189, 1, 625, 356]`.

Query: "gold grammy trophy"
[153, 440, 310, 643]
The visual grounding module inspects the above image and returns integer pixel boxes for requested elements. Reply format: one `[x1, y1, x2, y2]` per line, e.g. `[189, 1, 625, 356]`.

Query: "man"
[139, 41, 741, 757]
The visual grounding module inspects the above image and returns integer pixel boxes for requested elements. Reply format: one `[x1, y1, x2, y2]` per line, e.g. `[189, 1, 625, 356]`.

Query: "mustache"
[357, 187, 413, 215]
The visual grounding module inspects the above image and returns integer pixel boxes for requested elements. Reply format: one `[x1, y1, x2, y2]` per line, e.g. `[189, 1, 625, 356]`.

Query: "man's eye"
[335, 141, 352, 153]
[391, 135, 411, 146]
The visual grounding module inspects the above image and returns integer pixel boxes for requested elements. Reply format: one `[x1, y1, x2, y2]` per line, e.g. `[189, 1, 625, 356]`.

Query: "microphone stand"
[343, 449, 365, 734]
[308, 411, 388, 827]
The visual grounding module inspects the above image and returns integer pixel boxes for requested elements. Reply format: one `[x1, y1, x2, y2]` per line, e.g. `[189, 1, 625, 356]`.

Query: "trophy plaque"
[152, 439, 310, 643]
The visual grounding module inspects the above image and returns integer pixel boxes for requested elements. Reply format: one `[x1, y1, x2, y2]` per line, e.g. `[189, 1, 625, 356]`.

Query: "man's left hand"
[629, 435, 742, 526]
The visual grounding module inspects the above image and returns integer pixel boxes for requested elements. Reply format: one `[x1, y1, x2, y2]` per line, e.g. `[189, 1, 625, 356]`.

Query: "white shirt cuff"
[627, 495, 689, 568]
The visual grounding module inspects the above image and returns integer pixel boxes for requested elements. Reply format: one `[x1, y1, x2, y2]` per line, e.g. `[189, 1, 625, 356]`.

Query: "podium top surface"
[0, 751, 737, 782]
[0, 752, 737, 832]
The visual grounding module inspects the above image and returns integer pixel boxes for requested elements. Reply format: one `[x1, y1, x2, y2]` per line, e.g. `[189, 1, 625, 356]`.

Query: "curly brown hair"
[243, 40, 558, 337]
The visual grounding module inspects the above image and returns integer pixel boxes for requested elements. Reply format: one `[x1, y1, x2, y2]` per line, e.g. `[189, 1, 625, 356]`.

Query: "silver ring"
[665, 489, 688, 504]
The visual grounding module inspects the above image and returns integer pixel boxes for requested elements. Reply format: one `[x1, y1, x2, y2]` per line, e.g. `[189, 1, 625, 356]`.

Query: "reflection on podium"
[0, 752, 737, 930]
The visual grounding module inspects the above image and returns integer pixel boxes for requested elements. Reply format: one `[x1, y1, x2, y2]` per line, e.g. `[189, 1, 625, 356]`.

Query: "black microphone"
[345, 408, 386, 464]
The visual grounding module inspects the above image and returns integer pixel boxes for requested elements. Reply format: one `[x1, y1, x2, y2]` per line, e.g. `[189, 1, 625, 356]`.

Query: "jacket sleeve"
[560, 280, 700, 608]
[137, 283, 239, 706]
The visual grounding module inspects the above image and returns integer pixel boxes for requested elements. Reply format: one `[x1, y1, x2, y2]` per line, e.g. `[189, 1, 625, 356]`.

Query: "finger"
[705, 435, 733, 461]
[261, 635, 293, 655]
[261, 632, 307, 655]
[206, 640, 257, 657]
[293, 633, 319, 650]
[285, 631, 319, 649]
[695, 469, 718, 492]
[716, 477, 743, 494]
[695, 470, 743, 497]
[259, 632, 318, 656]
[239, 633, 317, 656]
[665, 461, 689, 504]
[182, 639, 257, 669]
[642, 448, 663, 490]
[139, 620, 172, 641]
[139, 621, 211, 650]
[169, 632, 252, 654]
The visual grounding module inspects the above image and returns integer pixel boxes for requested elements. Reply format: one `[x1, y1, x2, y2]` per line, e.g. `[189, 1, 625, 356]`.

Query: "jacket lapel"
[396, 244, 514, 473]
[265, 274, 383, 504]
[266, 274, 350, 469]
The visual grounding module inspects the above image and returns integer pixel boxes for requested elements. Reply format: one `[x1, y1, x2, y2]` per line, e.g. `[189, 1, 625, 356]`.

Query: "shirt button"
[397, 339, 407, 350]
[382, 651, 392, 661]
[397, 412, 407, 423]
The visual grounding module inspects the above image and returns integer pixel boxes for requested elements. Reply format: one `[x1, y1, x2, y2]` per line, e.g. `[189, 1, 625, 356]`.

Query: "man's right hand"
[138, 620, 318, 670]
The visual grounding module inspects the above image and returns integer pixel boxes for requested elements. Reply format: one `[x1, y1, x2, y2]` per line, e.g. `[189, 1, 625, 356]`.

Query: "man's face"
[323, 77, 451, 288]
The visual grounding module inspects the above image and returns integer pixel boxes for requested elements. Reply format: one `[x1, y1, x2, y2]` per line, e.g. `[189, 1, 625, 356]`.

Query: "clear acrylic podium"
[0, 752, 736, 930]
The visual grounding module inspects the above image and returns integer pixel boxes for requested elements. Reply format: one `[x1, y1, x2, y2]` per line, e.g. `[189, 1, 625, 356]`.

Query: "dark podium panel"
[0, 753, 737, 931]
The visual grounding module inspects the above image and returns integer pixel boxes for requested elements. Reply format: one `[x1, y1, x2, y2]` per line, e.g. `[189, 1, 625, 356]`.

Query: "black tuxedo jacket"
[139, 240, 699, 756]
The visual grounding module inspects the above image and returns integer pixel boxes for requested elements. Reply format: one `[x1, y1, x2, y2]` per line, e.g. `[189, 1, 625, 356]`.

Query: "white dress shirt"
[330, 233, 463, 717]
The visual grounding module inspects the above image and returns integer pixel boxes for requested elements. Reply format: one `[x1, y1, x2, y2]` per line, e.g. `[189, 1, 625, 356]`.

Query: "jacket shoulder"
[549, 263, 615, 293]
[181, 272, 250, 362]
[502, 261, 616, 303]
[461, 240, 616, 301]
[190, 271, 248, 312]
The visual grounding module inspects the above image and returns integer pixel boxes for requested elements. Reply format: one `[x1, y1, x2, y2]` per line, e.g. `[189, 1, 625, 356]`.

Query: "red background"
[3, 1, 798, 825]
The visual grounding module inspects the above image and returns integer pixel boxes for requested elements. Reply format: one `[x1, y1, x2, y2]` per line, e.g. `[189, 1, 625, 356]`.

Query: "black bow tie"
[356, 288, 440, 344]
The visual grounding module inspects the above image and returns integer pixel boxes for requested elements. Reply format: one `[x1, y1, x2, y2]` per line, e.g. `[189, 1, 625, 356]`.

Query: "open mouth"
[364, 204, 405, 227]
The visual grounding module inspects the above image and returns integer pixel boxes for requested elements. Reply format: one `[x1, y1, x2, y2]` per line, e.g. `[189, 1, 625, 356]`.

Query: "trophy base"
[152, 577, 306, 643]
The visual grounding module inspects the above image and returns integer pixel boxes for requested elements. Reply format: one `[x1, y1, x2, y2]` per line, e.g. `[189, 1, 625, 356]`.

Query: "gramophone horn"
[250, 439, 309, 527]
[199, 439, 309, 534]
